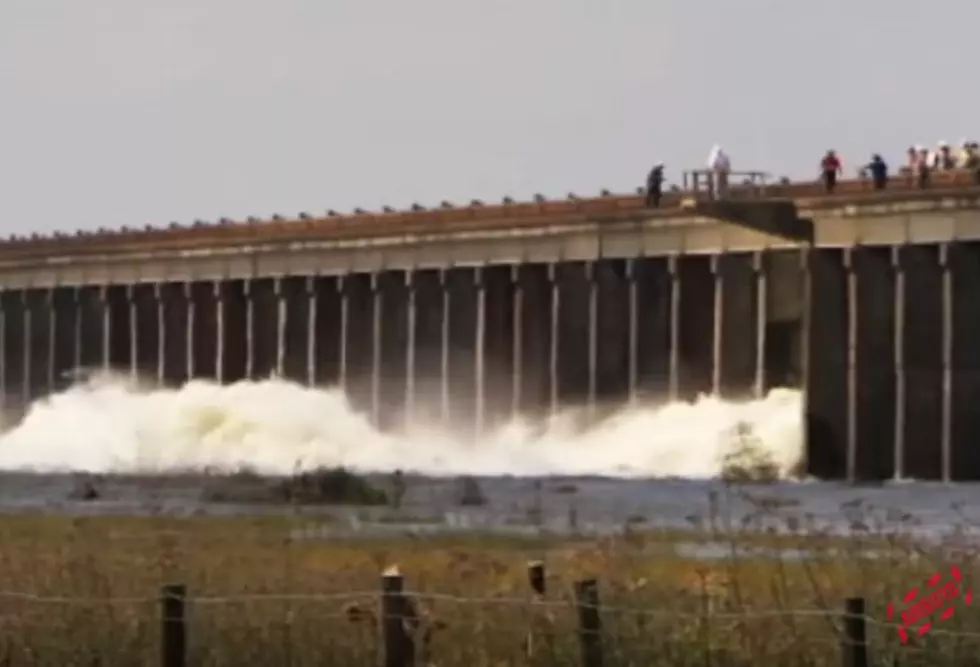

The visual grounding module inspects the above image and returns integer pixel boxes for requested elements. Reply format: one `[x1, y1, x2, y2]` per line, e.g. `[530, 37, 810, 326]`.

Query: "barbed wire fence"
[0, 565, 977, 666]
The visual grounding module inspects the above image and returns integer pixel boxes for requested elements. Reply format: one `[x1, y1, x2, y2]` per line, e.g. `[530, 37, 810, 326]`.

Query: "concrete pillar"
[21, 291, 31, 405]
[106, 286, 132, 374]
[155, 284, 165, 386]
[405, 269, 442, 424]
[128, 285, 138, 381]
[22, 289, 55, 401]
[668, 255, 680, 401]
[510, 264, 523, 420]
[247, 279, 276, 380]
[844, 250, 858, 483]
[0, 292, 6, 411]
[514, 264, 551, 418]
[72, 288, 81, 375]
[711, 255, 723, 395]
[191, 282, 217, 380]
[481, 265, 514, 431]
[46, 290, 56, 393]
[373, 271, 408, 431]
[632, 256, 671, 402]
[343, 273, 376, 414]
[184, 282, 195, 380]
[306, 276, 317, 387]
[892, 247, 905, 480]
[338, 275, 349, 393]
[803, 248, 848, 480]
[764, 249, 805, 392]
[2, 291, 25, 410]
[445, 267, 477, 432]
[0, 291, 24, 412]
[850, 247, 897, 481]
[586, 262, 598, 417]
[280, 278, 310, 384]
[548, 263, 560, 416]
[895, 244, 942, 480]
[306, 276, 338, 387]
[212, 280, 249, 384]
[214, 282, 225, 384]
[676, 255, 715, 400]
[100, 286, 110, 372]
[439, 269, 450, 426]
[627, 259, 638, 404]
[21, 291, 33, 405]
[948, 241, 980, 480]
[158, 283, 188, 386]
[555, 263, 589, 411]
[594, 259, 630, 413]
[942, 243, 954, 482]
[370, 272, 382, 427]
[405, 271, 416, 428]
[244, 279, 255, 380]
[716, 253, 758, 399]
[130, 284, 159, 384]
[753, 252, 767, 398]
[275, 277, 286, 378]
[474, 266, 486, 436]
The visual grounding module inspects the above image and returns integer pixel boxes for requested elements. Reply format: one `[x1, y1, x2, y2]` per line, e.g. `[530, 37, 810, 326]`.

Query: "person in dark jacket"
[864, 154, 888, 190]
[646, 163, 665, 208]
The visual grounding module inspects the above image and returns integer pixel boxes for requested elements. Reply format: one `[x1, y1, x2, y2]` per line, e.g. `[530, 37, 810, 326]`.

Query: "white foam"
[0, 373, 804, 478]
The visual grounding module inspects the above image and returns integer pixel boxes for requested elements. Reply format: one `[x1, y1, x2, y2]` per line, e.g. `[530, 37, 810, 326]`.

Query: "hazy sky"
[1, 0, 977, 235]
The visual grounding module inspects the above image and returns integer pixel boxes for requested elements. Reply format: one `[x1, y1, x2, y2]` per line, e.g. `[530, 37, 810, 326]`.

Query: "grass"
[0, 497, 977, 666]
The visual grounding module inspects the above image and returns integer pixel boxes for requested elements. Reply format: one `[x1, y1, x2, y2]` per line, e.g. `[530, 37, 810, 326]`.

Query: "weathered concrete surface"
[0, 186, 977, 290]
[1, 183, 980, 480]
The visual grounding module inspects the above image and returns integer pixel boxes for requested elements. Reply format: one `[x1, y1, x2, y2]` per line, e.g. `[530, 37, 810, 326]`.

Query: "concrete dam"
[1, 172, 980, 481]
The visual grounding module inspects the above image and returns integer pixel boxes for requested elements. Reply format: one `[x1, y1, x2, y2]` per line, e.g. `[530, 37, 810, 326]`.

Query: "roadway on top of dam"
[1, 172, 979, 289]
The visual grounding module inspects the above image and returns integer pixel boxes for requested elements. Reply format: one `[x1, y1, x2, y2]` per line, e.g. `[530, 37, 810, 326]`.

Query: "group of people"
[644, 140, 980, 207]
[820, 140, 980, 193]
[644, 145, 731, 207]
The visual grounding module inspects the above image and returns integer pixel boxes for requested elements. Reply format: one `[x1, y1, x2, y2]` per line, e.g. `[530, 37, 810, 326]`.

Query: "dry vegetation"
[0, 497, 977, 666]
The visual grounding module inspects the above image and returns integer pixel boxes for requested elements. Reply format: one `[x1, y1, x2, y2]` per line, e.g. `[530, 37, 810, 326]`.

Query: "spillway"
[1, 171, 979, 481]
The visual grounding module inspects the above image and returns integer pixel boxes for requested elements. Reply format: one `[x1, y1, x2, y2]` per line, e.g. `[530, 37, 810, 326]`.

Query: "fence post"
[160, 584, 186, 667]
[381, 567, 414, 667]
[524, 561, 549, 659]
[575, 578, 603, 667]
[528, 560, 546, 598]
[843, 597, 868, 667]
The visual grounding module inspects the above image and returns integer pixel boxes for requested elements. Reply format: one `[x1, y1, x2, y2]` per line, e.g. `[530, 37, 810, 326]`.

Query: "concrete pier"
[1, 181, 980, 479]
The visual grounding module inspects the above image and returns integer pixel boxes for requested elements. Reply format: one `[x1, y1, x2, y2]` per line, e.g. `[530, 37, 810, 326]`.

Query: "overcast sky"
[1, 0, 977, 235]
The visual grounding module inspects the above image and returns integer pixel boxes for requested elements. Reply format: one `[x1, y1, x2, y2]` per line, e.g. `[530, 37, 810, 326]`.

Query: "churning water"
[0, 372, 804, 478]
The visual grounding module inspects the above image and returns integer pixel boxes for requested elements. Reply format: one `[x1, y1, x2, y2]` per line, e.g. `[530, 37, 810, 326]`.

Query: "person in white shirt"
[707, 145, 731, 199]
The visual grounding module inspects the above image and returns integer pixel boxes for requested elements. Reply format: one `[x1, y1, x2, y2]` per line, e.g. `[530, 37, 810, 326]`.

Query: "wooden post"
[575, 579, 603, 667]
[525, 560, 553, 660]
[381, 568, 414, 667]
[160, 584, 186, 667]
[843, 597, 868, 667]
[527, 560, 546, 598]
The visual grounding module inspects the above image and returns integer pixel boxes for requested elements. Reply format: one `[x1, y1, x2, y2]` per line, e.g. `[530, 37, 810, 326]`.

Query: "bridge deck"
[0, 169, 976, 262]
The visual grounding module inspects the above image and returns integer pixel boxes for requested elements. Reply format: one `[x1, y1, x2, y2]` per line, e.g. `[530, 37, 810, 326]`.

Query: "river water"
[0, 373, 976, 546]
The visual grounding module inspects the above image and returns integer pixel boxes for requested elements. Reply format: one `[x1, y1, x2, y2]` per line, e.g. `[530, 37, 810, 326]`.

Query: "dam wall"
[2, 173, 980, 481]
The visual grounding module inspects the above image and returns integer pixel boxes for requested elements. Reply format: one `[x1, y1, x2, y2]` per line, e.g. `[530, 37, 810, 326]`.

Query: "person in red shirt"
[821, 150, 843, 193]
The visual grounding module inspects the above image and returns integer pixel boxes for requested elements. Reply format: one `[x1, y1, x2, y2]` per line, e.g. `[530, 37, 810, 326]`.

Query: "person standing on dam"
[645, 162, 665, 207]
[933, 141, 958, 170]
[862, 154, 889, 190]
[707, 145, 731, 199]
[820, 150, 843, 193]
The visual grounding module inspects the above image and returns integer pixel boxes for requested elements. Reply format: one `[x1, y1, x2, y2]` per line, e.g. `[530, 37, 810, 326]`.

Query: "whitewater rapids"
[0, 374, 804, 478]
